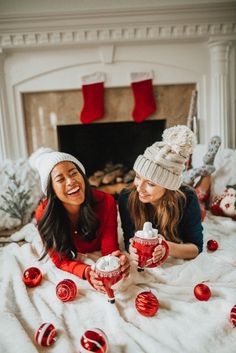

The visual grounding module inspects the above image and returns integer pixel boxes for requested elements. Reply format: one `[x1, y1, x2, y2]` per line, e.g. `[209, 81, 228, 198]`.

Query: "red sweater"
[35, 189, 119, 279]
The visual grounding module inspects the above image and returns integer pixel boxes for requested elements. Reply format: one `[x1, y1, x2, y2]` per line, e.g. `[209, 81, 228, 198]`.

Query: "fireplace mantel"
[0, 1, 235, 162]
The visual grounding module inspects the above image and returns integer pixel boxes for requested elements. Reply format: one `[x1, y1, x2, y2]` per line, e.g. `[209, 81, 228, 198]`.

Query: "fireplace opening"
[57, 120, 166, 192]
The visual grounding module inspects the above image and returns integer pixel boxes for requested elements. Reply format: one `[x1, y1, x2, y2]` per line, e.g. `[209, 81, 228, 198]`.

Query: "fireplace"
[57, 120, 166, 178]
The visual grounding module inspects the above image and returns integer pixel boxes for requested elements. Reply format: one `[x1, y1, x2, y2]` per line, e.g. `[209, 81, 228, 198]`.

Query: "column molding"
[208, 40, 232, 148]
[0, 49, 10, 162]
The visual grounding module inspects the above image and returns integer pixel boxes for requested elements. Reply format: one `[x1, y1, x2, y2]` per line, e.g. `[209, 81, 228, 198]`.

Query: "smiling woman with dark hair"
[31, 148, 130, 292]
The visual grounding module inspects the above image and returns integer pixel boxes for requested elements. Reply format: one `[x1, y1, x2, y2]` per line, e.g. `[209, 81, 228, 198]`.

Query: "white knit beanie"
[29, 147, 85, 195]
[133, 125, 196, 190]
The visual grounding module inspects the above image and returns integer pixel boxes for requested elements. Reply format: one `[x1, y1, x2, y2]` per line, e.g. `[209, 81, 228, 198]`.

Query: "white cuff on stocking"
[81, 72, 106, 85]
[130, 71, 154, 83]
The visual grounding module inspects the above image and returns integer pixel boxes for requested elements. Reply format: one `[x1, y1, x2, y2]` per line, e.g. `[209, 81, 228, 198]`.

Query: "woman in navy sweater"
[118, 125, 203, 263]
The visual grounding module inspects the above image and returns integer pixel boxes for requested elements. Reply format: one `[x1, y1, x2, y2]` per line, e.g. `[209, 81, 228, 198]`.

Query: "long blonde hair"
[128, 185, 186, 243]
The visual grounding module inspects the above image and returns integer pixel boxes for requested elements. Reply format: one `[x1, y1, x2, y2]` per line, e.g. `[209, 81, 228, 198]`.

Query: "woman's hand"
[84, 266, 106, 293]
[152, 234, 169, 263]
[152, 244, 167, 263]
[111, 250, 130, 278]
[128, 238, 139, 263]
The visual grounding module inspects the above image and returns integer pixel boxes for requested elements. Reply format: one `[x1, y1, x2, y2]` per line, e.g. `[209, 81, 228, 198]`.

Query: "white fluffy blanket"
[0, 213, 236, 353]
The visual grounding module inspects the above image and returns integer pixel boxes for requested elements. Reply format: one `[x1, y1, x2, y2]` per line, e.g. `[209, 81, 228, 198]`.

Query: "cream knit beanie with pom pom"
[133, 125, 196, 190]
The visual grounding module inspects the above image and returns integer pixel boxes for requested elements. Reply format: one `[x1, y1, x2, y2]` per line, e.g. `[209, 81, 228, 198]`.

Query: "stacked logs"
[88, 163, 135, 188]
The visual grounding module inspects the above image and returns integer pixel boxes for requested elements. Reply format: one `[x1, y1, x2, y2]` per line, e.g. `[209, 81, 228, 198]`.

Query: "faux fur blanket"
[0, 213, 236, 353]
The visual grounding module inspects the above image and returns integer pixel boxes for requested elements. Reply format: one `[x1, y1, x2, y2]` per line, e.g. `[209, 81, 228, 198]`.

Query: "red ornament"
[56, 279, 77, 302]
[194, 283, 211, 301]
[207, 239, 219, 251]
[135, 291, 159, 317]
[35, 323, 57, 346]
[80, 328, 108, 353]
[230, 305, 236, 327]
[22, 267, 42, 287]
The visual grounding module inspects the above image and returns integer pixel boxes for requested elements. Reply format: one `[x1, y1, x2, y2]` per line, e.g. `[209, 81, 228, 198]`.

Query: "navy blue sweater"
[118, 185, 203, 253]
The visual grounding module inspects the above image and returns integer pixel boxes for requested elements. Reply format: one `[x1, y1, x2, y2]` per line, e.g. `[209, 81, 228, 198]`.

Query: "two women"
[33, 124, 203, 292]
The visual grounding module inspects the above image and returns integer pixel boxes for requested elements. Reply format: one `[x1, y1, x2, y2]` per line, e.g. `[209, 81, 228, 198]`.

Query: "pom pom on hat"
[162, 124, 196, 157]
[29, 147, 85, 195]
[133, 125, 195, 190]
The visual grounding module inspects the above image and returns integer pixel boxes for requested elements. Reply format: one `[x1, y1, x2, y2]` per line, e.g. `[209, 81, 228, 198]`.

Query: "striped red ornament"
[80, 328, 108, 353]
[135, 291, 159, 317]
[230, 305, 236, 327]
[35, 323, 57, 346]
[56, 279, 77, 302]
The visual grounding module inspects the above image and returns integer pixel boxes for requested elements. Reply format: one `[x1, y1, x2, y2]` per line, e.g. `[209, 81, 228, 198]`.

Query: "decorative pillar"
[209, 41, 231, 148]
[0, 49, 9, 163]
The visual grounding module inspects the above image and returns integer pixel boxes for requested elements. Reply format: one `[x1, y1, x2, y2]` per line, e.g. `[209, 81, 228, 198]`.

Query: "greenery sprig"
[0, 171, 33, 224]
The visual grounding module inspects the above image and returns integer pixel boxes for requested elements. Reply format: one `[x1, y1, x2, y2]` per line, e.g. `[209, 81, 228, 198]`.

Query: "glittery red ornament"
[35, 323, 57, 346]
[56, 279, 77, 302]
[80, 328, 108, 353]
[135, 291, 159, 317]
[207, 239, 219, 251]
[22, 267, 42, 287]
[230, 305, 236, 327]
[194, 283, 211, 301]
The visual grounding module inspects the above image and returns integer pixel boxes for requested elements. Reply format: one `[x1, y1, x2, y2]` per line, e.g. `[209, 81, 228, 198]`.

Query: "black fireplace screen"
[57, 120, 166, 177]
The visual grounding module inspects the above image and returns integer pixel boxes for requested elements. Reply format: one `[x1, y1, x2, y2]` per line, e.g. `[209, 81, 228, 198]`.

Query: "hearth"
[57, 120, 166, 187]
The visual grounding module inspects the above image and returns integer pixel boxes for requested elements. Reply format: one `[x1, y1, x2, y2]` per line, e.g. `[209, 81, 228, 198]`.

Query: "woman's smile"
[66, 186, 81, 196]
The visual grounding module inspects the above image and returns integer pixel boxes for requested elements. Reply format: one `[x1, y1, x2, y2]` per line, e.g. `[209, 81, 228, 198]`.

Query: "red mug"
[94, 255, 122, 303]
[132, 222, 169, 271]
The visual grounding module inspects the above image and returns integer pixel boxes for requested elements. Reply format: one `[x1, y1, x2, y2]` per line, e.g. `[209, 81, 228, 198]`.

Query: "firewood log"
[88, 173, 105, 187]
[123, 170, 135, 183]
[102, 168, 125, 185]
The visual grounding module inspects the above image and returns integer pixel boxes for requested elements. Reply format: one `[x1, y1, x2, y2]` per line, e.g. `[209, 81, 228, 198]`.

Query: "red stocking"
[131, 72, 157, 123]
[80, 72, 105, 124]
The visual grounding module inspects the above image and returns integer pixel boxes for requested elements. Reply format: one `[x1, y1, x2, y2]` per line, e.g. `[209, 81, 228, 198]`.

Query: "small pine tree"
[0, 171, 33, 225]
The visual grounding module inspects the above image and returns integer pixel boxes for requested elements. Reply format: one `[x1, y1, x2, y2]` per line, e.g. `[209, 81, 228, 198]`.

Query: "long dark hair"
[128, 184, 186, 243]
[38, 164, 100, 260]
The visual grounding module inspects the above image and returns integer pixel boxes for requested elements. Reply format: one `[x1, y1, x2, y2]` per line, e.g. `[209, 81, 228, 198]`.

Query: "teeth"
[67, 187, 80, 195]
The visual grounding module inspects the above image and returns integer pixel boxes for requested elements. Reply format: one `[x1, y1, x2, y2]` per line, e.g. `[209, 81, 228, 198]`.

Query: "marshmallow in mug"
[135, 222, 158, 239]
[96, 255, 120, 272]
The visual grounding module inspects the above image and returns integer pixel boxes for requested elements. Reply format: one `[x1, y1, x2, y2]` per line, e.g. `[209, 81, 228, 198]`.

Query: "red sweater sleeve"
[49, 251, 88, 279]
